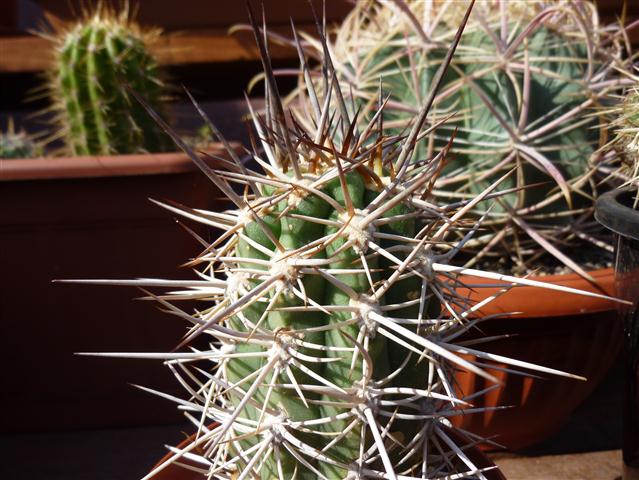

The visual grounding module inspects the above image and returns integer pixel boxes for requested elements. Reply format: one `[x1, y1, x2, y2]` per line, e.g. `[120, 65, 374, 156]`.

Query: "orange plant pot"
[451, 267, 621, 450]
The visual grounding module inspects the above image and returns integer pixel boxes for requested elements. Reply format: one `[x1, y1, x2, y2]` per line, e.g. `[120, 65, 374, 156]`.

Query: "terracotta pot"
[451, 267, 622, 450]
[149, 425, 505, 480]
[0, 149, 235, 432]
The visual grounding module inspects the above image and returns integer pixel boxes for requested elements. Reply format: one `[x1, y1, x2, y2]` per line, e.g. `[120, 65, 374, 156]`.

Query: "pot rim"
[0, 143, 236, 182]
[595, 188, 639, 241]
[456, 266, 615, 318]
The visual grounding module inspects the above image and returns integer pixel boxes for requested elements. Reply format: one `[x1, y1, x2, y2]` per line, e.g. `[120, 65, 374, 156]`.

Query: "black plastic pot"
[596, 189, 639, 480]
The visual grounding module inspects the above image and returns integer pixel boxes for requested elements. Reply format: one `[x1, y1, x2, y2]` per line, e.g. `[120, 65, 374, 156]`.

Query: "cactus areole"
[49, 10, 169, 156]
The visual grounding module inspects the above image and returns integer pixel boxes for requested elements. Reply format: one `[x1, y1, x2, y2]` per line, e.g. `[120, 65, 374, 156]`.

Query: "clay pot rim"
[0, 143, 237, 182]
[460, 267, 614, 289]
[456, 266, 615, 318]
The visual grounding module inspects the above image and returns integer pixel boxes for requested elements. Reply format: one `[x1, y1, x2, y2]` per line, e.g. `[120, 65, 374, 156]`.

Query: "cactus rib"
[47, 7, 170, 156]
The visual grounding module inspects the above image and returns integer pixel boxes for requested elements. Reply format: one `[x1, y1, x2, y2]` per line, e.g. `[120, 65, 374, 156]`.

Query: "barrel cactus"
[297, 0, 631, 275]
[0, 119, 40, 159]
[46, 7, 170, 155]
[64, 6, 625, 479]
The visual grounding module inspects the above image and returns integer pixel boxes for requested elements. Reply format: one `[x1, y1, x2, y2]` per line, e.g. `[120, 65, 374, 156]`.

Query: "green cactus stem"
[48, 9, 170, 156]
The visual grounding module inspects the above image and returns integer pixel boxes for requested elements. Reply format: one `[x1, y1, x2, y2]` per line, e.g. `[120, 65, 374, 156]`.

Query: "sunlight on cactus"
[44, 5, 170, 155]
[293, 0, 633, 276]
[61, 3, 627, 479]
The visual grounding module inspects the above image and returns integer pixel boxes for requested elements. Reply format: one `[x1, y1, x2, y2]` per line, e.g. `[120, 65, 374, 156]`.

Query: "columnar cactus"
[47, 8, 170, 155]
[300, 0, 631, 275]
[67, 6, 623, 479]
[0, 119, 39, 159]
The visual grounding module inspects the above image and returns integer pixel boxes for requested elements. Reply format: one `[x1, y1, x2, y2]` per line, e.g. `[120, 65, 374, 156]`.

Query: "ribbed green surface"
[225, 173, 423, 479]
[54, 16, 169, 155]
[356, 23, 596, 218]
[450, 25, 595, 217]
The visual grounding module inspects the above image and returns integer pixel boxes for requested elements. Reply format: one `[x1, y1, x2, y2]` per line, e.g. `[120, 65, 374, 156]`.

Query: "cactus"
[605, 69, 639, 200]
[64, 6, 625, 479]
[301, 0, 632, 275]
[47, 8, 170, 156]
[0, 119, 40, 159]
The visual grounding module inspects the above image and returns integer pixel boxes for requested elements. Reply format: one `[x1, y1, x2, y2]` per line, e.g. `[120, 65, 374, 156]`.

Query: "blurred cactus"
[0, 119, 40, 159]
[185, 123, 214, 150]
[47, 7, 170, 155]
[298, 0, 632, 274]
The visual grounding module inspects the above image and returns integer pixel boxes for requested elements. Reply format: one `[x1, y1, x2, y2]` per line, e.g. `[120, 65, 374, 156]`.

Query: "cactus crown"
[46, 5, 170, 156]
[300, 0, 631, 276]
[0, 119, 40, 159]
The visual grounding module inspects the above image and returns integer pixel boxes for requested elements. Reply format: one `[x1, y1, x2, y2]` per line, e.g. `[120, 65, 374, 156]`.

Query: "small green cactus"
[48, 8, 170, 156]
[308, 0, 631, 274]
[0, 119, 40, 159]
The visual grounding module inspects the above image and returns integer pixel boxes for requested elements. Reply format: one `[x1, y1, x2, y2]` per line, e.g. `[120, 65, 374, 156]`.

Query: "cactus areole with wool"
[49, 10, 169, 156]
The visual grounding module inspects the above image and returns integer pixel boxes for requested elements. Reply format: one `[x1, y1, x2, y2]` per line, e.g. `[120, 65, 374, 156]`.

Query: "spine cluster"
[608, 76, 639, 192]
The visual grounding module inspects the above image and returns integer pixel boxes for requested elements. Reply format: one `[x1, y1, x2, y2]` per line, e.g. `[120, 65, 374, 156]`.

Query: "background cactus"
[604, 68, 639, 203]
[295, 0, 632, 275]
[46, 7, 170, 156]
[0, 118, 40, 159]
[66, 6, 623, 479]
